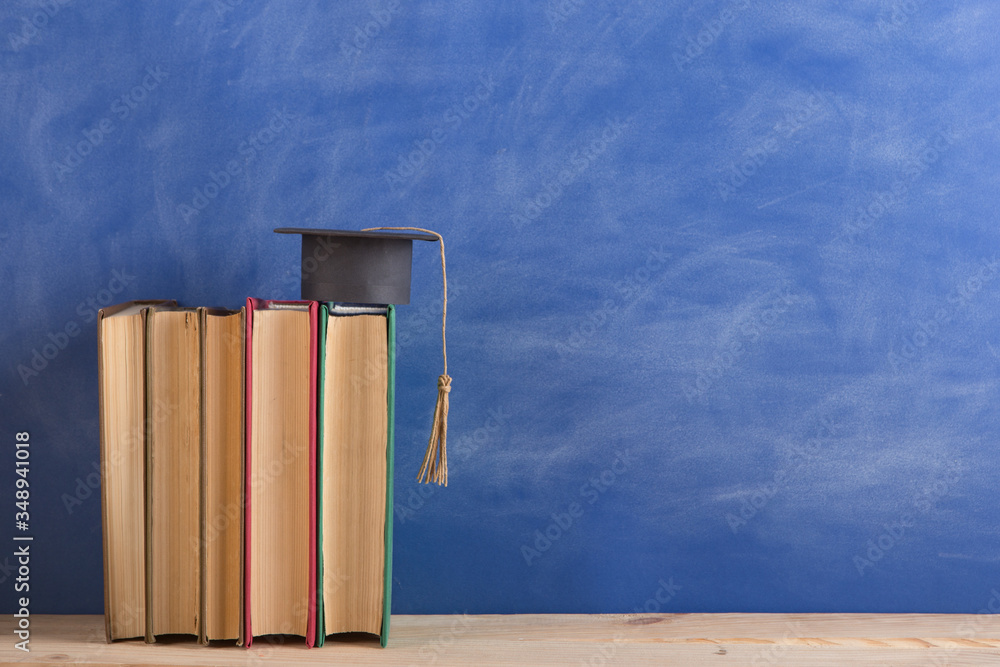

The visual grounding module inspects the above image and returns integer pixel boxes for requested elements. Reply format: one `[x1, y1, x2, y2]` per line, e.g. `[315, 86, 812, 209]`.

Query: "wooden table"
[2, 614, 999, 665]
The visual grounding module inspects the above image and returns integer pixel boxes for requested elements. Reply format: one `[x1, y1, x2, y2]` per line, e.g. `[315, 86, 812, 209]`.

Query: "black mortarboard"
[275, 227, 438, 305]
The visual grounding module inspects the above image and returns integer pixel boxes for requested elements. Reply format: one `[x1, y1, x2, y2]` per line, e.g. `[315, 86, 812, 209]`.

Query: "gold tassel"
[417, 374, 451, 485]
[362, 226, 452, 485]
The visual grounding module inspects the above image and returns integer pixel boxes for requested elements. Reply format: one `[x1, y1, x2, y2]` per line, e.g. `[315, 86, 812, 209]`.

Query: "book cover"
[315, 304, 328, 647]
[382, 304, 396, 648]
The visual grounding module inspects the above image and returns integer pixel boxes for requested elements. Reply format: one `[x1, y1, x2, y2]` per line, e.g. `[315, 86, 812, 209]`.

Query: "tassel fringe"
[417, 374, 451, 485]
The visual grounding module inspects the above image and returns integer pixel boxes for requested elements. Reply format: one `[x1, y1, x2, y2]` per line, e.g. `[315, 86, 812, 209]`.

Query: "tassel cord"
[362, 226, 451, 485]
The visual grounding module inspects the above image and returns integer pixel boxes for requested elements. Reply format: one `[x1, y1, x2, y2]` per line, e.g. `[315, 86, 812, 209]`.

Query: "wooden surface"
[2, 613, 1000, 665]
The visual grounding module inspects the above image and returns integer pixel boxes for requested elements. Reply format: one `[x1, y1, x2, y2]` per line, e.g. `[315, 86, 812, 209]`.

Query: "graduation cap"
[274, 227, 438, 304]
[275, 226, 453, 485]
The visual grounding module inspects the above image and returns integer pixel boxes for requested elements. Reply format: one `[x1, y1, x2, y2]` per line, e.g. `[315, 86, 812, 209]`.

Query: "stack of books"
[98, 298, 395, 647]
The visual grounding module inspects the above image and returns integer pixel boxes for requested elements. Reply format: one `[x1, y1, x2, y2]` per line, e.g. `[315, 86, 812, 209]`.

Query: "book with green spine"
[316, 304, 395, 647]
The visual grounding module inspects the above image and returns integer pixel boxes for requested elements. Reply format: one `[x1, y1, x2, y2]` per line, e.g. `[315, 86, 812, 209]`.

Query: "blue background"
[2, 0, 999, 615]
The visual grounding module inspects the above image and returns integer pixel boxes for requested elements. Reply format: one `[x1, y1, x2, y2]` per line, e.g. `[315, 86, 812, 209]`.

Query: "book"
[145, 306, 202, 641]
[98, 299, 175, 642]
[99, 281, 422, 650]
[200, 307, 245, 644]
[316, 304, 396, 647]
[100, 301, 245, 644]
[244, 299, 317, 647]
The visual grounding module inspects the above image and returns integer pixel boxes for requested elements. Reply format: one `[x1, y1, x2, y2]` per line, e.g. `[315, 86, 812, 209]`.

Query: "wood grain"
[2, 614, 999, 665]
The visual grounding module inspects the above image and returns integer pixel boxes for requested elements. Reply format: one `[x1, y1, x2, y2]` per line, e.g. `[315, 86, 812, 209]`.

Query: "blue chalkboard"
[2, 0, 999, 617]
